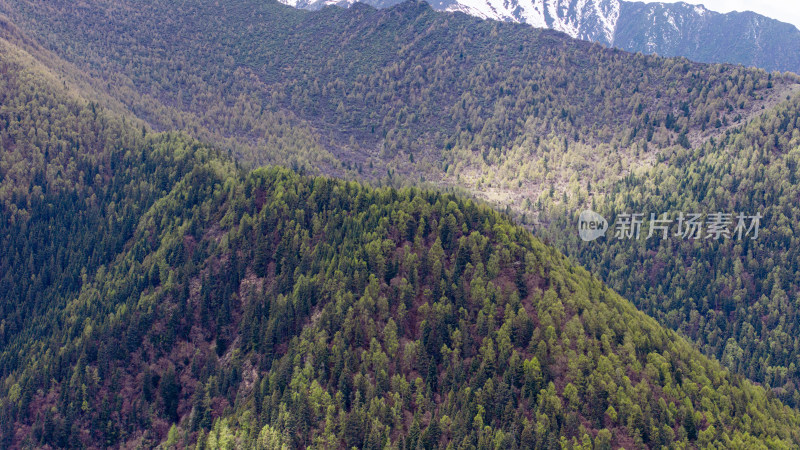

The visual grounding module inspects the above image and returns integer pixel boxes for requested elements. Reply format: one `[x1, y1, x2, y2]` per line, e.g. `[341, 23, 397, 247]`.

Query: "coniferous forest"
[3, 0, 800, 448]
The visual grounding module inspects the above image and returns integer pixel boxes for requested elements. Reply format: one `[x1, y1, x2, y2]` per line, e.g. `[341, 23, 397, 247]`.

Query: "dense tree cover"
[0, 39, 207, 370]
[542, 92, 800, 409]
[0, 0, 794, 196]
[3, 38, 800, 448]
[4, 3, 798, 413]
[184, 167, 800, 449]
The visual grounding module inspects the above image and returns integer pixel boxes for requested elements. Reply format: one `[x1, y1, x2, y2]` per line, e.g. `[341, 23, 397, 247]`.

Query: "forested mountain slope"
[2, 36, 800, 448]
[0, 0, 796, 214]
[542, 91, 800, 410]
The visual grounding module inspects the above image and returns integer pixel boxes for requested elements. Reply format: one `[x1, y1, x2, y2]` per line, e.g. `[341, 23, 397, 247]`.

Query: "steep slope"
[0, 36, 207, 372]
[4, 0, 800, 419]
[615, 2, 800, 73]
[541, 91, 800, 409]
[0, 36, 247, 447]
[2, 37, 800, 449]
[0, 0, 794, 215]
[278, 0, 800, 73]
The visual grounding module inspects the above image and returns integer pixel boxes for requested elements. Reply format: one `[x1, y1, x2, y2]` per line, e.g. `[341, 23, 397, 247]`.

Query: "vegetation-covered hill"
[543, 90, 800, 409]
[1, 0, 796, 208]
[2, 36, 800, 449]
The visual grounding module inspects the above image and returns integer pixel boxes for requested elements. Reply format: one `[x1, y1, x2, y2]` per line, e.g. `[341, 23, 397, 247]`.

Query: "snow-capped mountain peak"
[420, 0, 622, 44]
[277, 0, 800, 74]
[281, 0, 623, 44]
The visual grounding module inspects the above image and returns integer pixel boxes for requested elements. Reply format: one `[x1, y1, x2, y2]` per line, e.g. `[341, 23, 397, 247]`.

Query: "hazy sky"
[659, 1, 800, 31]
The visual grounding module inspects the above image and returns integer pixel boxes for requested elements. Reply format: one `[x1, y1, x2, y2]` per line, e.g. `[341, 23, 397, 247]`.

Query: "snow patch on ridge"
[693, 4, 706, 16]
[595, 0, 620, 42]
[278, 0, 622, 45]
[445, 0, 517, 22]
